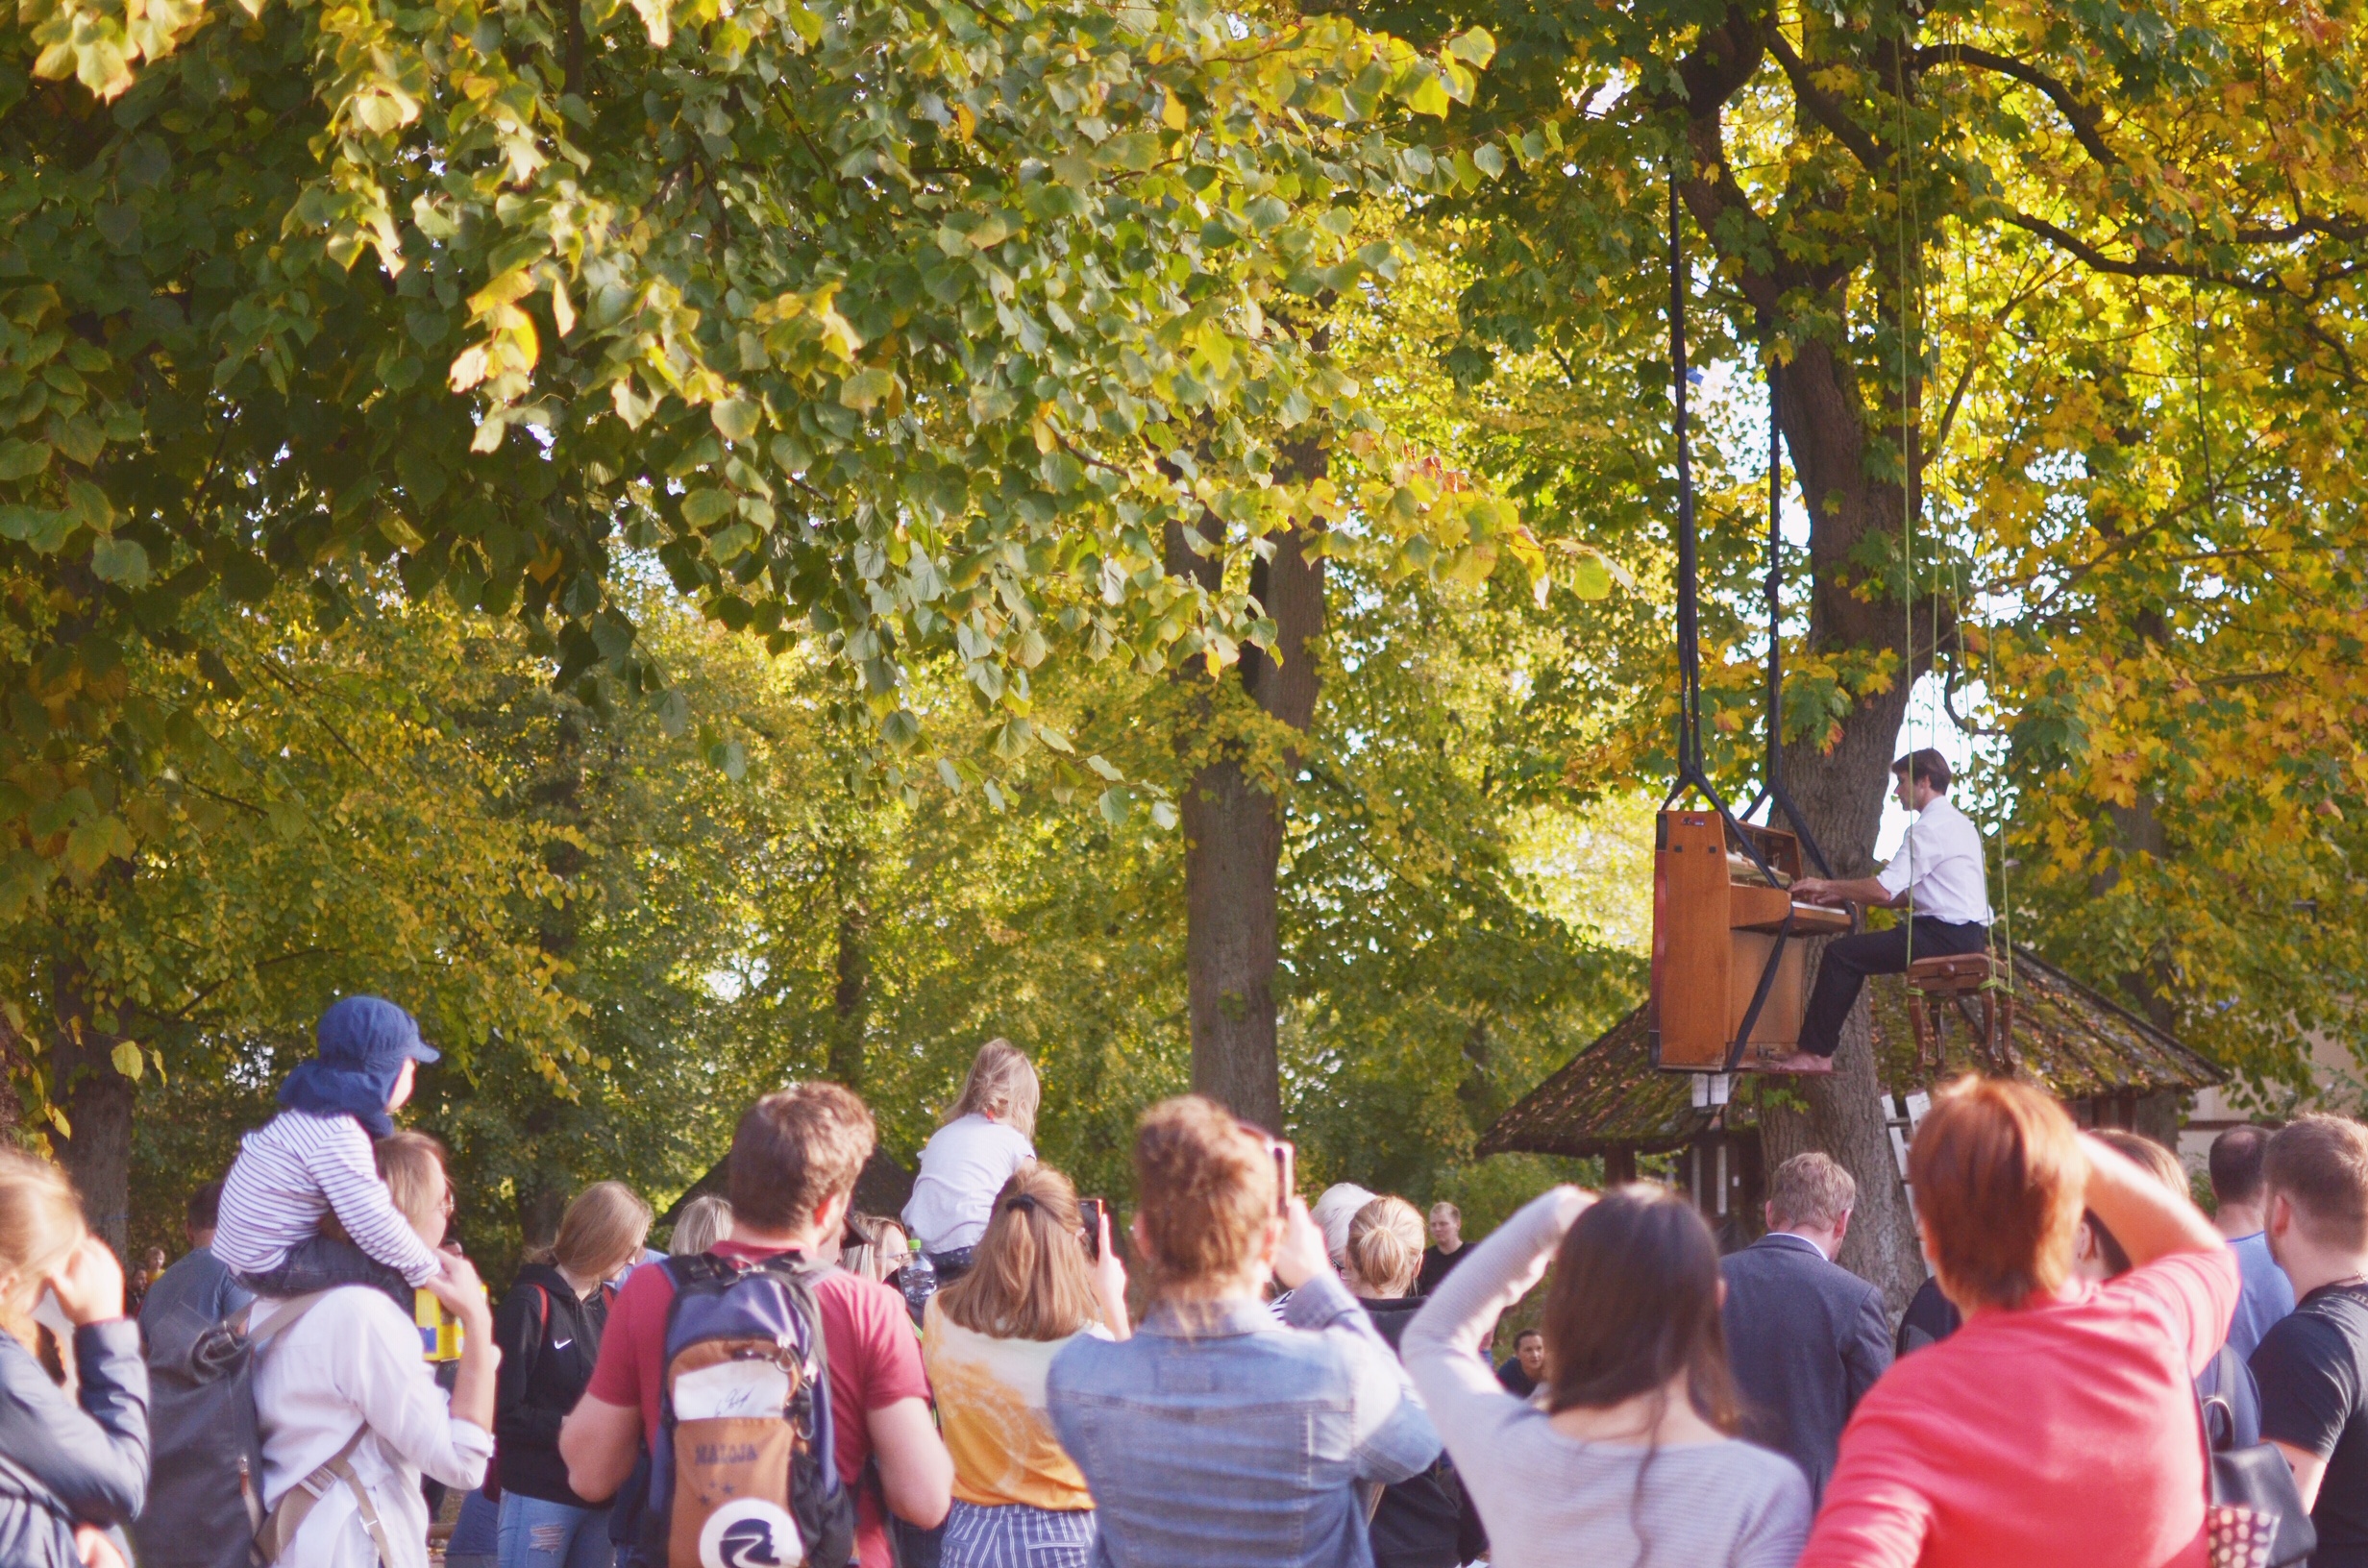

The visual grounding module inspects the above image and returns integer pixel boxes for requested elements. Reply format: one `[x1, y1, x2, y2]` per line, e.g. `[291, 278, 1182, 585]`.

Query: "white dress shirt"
[252, 1286, 492, 1568]
[1876, 795, 1992, 925]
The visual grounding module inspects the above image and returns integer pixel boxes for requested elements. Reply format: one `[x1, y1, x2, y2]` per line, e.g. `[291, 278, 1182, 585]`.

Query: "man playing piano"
[1767, 748, 1991, 1074]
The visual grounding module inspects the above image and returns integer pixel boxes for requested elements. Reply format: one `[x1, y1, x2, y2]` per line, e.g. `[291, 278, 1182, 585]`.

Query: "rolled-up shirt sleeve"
[336, 1298, 493, 1491]
[1877, 831, 1917, 899]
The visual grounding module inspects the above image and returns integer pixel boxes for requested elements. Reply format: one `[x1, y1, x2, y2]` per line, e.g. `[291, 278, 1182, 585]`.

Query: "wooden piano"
[1651, 808, 1852, 1070]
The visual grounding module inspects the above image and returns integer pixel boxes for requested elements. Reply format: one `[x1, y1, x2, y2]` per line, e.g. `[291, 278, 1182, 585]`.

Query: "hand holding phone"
[1079, 1198, 1105, 1261]
[1272, 1140, 1296, 1216]
[1270, 1195, 1331, 1290]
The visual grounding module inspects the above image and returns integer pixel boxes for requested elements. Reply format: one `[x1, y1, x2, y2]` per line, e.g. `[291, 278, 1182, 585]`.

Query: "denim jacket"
[1046, 1271, 1441, 1568]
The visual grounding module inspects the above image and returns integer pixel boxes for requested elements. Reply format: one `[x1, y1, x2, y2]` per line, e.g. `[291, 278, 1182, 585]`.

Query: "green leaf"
[90, 536, 148, 586]
[839, 368, 897, 411]
[1571, 551, 1614, 600]
[0, 438, 49, 480]
[50, 414, 104, 466]
[1085, 753, 1123, 782]
[711, 398, 761, 441]
[1443, 26, 1496, 66]
[67, 479, 112, 530]
[63, 814, 133, 877]
[1096, 784, 1135, 826]
[681, 489, 735, 528]
[1405, 70, 1451, 118]
[111, 1040, 144, 1080]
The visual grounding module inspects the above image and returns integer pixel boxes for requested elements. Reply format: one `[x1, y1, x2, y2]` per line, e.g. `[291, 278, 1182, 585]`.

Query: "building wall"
[2179, 1031, 2365, 1174]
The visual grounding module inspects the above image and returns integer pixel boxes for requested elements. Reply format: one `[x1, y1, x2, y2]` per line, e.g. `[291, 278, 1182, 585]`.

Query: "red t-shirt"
[1801, 1247, 2239, 1568]
[583, 1242, 931, 1568]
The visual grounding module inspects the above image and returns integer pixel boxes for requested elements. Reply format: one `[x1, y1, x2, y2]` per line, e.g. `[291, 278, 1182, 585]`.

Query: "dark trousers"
[234, 1234, 411, 1312]
[1800, 919, 1989, 1057]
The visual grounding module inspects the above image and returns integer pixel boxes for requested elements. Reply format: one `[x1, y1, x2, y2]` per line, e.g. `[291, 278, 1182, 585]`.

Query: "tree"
[29, 582, 580, 1249]
[1318, 0, 2368, 1305]
[0, 0, 1510, 932]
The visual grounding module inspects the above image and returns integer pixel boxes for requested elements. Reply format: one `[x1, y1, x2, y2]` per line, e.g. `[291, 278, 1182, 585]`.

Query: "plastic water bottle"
[900, 1238, 936, 1324]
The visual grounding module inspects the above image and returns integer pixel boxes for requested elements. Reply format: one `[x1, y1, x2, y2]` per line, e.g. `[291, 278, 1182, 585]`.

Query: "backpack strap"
[669, 1251, 736, 1288]
[254, 1428, 399, 1568]
[243, 1290, 333, 1349]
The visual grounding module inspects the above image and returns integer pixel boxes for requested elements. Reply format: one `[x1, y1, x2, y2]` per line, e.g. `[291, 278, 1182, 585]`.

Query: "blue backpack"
[635, 1252, 858, 1568]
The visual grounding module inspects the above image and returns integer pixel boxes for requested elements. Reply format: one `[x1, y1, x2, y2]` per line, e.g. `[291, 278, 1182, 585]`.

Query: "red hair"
[1909, 1077, 2084, 1311]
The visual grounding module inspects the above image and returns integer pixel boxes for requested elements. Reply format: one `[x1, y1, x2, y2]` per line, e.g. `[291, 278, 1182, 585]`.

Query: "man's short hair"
[1891, 748, 1953, 793]
[728, 1083, 876, 1235]
[2210, 1125, 2275, 1209]
[185, 1180, 224, 1234]
[2263, 1114, 2368, 1253]
[1909, 1077, 2084, 1311]
[1768, 1152, 1857, 1233]
[1429, 1201, 1460, 1223]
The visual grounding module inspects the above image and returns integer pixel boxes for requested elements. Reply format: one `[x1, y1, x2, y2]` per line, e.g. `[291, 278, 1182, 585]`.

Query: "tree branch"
[2001, 211, 2283, 299]
[1765, 26, 1889, 173]
[1917, 44, 2118, 168]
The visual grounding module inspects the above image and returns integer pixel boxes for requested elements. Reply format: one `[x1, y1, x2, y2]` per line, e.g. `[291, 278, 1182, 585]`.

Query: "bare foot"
[1758, 1052, 1837, 1075]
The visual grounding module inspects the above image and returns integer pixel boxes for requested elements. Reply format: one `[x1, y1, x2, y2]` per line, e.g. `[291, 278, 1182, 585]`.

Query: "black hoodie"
[1357, 1295, 1469, 1568]
[492, 1262, 612, 1507]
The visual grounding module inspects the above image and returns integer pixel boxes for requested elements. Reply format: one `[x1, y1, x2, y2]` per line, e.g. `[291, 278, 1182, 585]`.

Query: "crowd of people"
[1, 994, 2365, 1568]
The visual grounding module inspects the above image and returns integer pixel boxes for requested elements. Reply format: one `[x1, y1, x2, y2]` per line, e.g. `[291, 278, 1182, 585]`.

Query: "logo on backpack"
[699, 1499, 804, 1568]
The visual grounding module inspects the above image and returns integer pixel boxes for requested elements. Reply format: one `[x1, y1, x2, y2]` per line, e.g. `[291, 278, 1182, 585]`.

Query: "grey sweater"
[1402, 1189, 1811, 1568]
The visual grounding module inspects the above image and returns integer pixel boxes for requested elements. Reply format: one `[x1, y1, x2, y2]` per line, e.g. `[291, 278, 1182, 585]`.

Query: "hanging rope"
[1657, 159, 1806, 1073]
[1668, 168, 1707, 799]
[1893, 39, 1921, 973]
[1962, 550, 2015, 992]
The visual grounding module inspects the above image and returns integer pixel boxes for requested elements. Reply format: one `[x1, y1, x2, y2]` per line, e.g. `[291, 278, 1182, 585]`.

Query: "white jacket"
[253, 1286, 492, 1568]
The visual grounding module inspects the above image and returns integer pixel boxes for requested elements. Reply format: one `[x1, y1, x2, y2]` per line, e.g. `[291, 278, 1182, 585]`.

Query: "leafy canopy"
[0, 0, 1507, 911]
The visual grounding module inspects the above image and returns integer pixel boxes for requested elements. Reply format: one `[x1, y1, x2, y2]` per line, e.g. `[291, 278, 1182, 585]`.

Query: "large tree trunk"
[1170, 466, 1326, 1130]
[1749, 327, 1935, 1316]
[1758, 680, 1926, 1311]
[51, 958, 135, 1256]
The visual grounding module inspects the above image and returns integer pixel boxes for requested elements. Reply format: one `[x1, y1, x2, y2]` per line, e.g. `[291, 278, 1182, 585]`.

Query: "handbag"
[2199, 1385, 2316, 1568]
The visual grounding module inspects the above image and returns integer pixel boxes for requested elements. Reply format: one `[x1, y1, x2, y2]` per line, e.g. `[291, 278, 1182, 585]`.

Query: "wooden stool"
[1907, 952, 2015, 1075]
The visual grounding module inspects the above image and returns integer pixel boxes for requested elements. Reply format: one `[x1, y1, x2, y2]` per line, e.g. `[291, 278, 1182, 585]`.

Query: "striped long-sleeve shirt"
[213, 1111, 442, 1287]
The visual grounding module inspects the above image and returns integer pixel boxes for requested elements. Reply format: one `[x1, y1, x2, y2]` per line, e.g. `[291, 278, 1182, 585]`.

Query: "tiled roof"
[1476, 945, 2225, 1159]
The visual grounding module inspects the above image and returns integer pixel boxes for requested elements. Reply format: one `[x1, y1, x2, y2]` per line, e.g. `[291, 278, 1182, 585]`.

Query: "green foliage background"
[106, 557, 1636, 1280]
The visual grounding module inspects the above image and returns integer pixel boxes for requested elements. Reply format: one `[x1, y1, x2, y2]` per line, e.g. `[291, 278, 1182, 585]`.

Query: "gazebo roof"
[1476, 944, 2225, 1161]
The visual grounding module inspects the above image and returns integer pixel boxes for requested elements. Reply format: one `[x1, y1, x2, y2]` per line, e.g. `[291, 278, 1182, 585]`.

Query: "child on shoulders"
[214, 995, 446, 1303]
[901, 1039, 1040, 1282]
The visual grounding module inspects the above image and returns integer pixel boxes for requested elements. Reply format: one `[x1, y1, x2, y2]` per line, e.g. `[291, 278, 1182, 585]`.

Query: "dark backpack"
[636, 1253, 856, 1568]
[134, 1293, 328, 1568]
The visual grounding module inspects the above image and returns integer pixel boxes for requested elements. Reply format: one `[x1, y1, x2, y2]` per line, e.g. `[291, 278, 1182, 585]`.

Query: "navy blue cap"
[317, 994, 439, 1067]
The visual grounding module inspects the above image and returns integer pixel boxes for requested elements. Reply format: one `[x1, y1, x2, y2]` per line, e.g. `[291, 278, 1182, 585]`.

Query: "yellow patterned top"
[921, 1297, 1105, 1510]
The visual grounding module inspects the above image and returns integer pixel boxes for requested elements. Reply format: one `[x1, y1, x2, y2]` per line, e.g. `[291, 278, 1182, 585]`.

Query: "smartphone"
[1273, 1140, 1295, 1216]
[1079, 1198, 1105, 1261]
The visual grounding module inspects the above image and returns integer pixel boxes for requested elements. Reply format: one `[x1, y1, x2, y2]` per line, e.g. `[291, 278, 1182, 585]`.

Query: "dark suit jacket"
[1719, 1233, 1892, 1501]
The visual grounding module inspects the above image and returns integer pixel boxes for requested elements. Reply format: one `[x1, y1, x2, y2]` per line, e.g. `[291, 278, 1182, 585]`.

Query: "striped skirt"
[940, 1500, 1098, 1568]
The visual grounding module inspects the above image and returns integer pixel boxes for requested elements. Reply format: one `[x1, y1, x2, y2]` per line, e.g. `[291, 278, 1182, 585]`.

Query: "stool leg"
[1910, 992, 1936, 1073]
